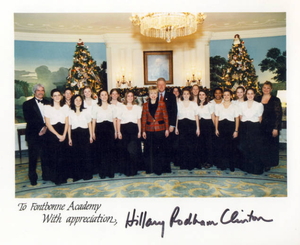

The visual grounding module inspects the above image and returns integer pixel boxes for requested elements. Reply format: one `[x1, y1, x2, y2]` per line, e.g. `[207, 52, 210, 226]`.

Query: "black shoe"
[30, 180, 37, 186]
[265, 167, 271, 172]
[204, 163, 212, 169]
[230, 167, 235, 172]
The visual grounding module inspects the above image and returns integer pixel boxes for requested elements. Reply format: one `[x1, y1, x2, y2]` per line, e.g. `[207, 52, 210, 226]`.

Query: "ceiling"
[14, 13, 286, 36]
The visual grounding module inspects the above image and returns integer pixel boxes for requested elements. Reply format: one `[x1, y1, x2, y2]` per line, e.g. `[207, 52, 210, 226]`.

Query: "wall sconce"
[186, 67, 202, 86]
[116, 67, 132, 88]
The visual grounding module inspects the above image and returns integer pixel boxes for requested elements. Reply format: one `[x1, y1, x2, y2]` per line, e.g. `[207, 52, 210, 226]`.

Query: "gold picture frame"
[143, 51, 173, 85]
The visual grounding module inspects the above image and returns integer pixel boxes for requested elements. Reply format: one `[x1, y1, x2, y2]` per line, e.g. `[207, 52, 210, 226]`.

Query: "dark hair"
[180, 87, 192, 101]
[213, 87, 223, 96]
[235, 86, 245, 101]
[50, 89, 64, 107]
[109, 88, 121, 102]
[172, 86, 182, 98]
[70, 94, 85, 112]
[246, 88, 256, 100]
[97, 90, 111, 106]
[236, 86, 245, 92]
[62, 88, 73, 106]
[197, 89, 209, 106]
[223, 89, 233, 101]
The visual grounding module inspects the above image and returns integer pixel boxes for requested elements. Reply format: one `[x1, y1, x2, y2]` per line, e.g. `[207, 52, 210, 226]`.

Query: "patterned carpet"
[15, 149, 287, 198]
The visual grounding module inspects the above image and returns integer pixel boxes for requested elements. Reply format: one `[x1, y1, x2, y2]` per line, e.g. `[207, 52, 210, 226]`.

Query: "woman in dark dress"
[92, 90, 118, 179]
[255, 81, 282, 171]
[215, 89, 240, 171]
[142, 86, 169, 175]
[196, 89, 215, 169]
[44, 89, 69, 185]
[68, 95, 93, 181]
[175, 87, 200, 170]
[117, 91, 142, 176]
[239, 88, 264, 174]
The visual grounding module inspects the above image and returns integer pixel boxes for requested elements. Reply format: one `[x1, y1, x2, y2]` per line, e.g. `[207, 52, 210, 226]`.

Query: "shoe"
[204, 163, 212, 169]
[30, 180, 37, 186]
[265, 167, 271, 172]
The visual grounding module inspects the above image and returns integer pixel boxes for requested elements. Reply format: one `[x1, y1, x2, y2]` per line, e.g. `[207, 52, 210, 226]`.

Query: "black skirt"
[197, 118, 215, 166]
[71, 127, 93, 180]
[215, 119, 236, 170]
[95, 121, 115, 178]
[119, 122, 142, 176]
[177, 118, 198, 170]
[45, 122, 67, 184]
[239, 121, 264, 174]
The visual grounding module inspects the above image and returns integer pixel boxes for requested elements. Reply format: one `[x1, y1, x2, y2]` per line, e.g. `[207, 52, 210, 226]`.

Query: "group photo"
[14, 12, 287, 198]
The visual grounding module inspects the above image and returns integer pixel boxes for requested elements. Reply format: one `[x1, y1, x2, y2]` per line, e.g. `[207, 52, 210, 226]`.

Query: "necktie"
[36, 98, 42, 103]
[160, 93, 164, 101]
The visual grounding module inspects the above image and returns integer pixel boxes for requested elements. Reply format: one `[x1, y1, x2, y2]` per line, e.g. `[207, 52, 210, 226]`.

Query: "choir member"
[109, 88, 123, 173]
[255, 81, 282, 171]
[62, 88, 73, 107]
[196, 89, 215, 169]
[233, 86, 246, 105]
[142, 86, 169, 175]
[82, 86, 97, 117]
[239, 88, 264, 174]
[191, 84, 200, 103]
[172, 87, 182, 103]
[68, 95, 93, 181]
[215, 89, 239, 171]
[175, 87, 200, 170]
[44, 89, 69, 185]
[117, 91, 142, 176]
[92, 90, 118, 178]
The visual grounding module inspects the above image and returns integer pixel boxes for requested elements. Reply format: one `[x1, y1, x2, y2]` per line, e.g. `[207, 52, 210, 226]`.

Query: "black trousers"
[27, 135, 48, 183]
[144, 130, 166, 175]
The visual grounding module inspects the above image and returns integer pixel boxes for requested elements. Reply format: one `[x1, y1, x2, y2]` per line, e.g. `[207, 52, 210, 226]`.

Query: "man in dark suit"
[23, 84, 49, 185]
[157, 77, 178, 172]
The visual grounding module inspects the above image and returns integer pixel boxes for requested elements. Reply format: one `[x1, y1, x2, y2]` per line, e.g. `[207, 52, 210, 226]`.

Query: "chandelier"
[130, 12, 206, 43]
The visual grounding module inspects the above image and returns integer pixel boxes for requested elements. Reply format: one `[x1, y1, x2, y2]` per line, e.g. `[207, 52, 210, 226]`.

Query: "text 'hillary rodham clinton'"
[125, 206, 273, 238]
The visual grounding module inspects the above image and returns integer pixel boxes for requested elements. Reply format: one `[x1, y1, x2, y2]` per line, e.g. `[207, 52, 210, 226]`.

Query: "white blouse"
[197, 103, 214, 120]
[44, 104, 69, 125]
[177, 101, 198, 121]
[215, 103, 240, 122]
[118, 104, 142, 124]
[92, 104, 117, 123]
[111, 101, 123, 119]
[83, 99, 98, 119]
[240, 101, 264, 123]
[68, 109, 91, 130]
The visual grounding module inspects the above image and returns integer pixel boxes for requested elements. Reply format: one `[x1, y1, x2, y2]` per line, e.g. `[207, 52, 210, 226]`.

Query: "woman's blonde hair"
[148, 86, 159, 94]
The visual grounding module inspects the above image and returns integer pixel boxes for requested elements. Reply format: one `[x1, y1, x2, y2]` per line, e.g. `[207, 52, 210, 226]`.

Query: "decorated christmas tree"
[66, 39, 102, 95]
[221, 34, 259, 92]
